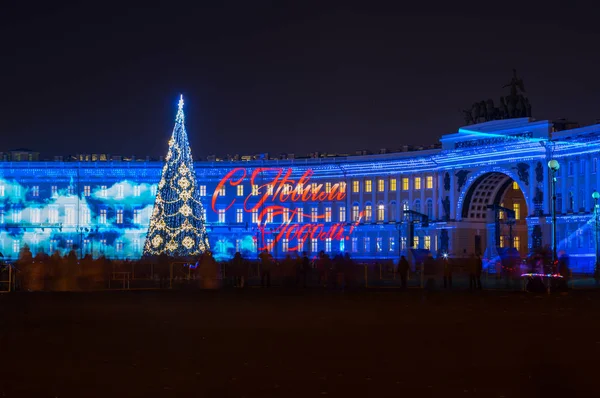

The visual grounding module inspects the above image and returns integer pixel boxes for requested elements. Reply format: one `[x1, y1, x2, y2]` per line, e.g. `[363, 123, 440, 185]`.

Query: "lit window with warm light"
[414, 177, 422, 190]
[365, 180, 372, 193]
[377, 179, 384, 192]
[390, 178, 397, 192]
[426, 176, 433, 189]
[402, 178, 409, 191]
[352, 180, 359, 193]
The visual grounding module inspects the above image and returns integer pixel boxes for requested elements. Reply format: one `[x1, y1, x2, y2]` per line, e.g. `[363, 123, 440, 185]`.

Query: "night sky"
[2, 1, 599, 159]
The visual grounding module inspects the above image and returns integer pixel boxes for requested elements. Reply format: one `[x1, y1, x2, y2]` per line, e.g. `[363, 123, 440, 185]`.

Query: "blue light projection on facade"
[1, 117, 600, 273]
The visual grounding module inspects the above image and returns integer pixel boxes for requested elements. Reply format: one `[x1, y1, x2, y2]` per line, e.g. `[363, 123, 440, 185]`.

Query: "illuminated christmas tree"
[143, 95, 210, 257]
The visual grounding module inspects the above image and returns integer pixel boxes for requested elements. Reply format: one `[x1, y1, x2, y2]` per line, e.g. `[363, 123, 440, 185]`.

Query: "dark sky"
[1, 1, 599, 159]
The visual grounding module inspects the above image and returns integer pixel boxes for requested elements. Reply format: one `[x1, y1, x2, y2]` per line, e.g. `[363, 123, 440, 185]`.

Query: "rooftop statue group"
[462, 69, 532, 125]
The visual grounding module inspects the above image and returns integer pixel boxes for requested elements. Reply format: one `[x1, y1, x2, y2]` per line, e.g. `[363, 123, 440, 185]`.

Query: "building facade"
[1, 118, 599, 272]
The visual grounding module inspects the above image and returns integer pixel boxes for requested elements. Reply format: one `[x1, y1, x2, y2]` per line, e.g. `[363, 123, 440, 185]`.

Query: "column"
[383, 179, 388, 222]
[585, 156, 591, 211]
[560, 164, 567, 214]
[528, 161, 536, 216]
[396, 174, 401, 221]
[573, 158, 579, 212]
[420, 173, 425, 215]
[450, 171, 456, 220]
[543, 160, 550, 215]
[437, 172, 443, 220]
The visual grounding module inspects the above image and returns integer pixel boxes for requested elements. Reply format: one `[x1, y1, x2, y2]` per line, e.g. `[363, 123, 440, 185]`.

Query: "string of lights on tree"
[143, 95, 210, 257]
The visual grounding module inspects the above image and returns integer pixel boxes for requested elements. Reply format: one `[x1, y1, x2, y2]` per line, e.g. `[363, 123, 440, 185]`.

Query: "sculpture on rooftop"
[460, 69, 532, 125]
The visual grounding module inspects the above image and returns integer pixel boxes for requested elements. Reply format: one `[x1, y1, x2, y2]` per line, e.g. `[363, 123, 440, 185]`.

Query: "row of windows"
[0, 208, 147, 225]
[351, 176, 434, 193]
[566, 158, 599, 176]
[0, 184, 150, 199]
[1, 238, 142, 254]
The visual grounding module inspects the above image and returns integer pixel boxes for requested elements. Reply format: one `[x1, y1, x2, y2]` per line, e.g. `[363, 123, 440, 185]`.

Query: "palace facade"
[1, 117, 600, 273]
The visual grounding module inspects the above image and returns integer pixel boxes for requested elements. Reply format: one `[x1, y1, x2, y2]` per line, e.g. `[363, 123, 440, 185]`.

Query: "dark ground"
[1, 289, 599, 398]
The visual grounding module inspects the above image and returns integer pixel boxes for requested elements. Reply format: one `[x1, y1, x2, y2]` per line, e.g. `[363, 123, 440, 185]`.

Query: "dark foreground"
[1, 289, 600, 397]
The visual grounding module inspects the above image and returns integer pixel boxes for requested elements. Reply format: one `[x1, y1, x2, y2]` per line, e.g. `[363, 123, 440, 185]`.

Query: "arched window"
[364, 202, 372, 222]
[352, 202, 360, 222]
[377, 202, 385, 222]
[426, 199, 433, 220]
[389, 201, 397, 222]
[414, 199, 421, 214]
[402, 200, 409, 220]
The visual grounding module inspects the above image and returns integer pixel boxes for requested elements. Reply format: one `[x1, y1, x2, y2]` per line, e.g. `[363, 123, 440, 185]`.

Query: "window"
[580, 159, 586, 173]
[203, 208, 207, 220]
[365, 180, 372, 193]
[351, 237, 358, 252]
[49, 207, 59, 223]
[377, 179, 384, 192]
[297, 207, 303, 222]
[390, 179, 397, 192]
[252, 185, 259, 196]
[389, 202, 397, 221]
[594, 158, 598, 174]
[413, 236, 419, 248]
[267, 208, 274, 223]
[100, 239, 107, 253]
[81, 207, 90, 224]
[282, 238, 289, 253]
[99, 209, 107, 224]
[513, 236, 520, 251]
[339, 238, 345, 253]
[50, 239, 57, 253]
[12, 208, 21, 223]
[297, 238, 304, 252]
[325, 182, 332, 194]
[267, 185, 274, 195]
[117, 184, 124, 198]
[352, 205, 360, 221]
[31, 208, 40, 223]
[84, 186, 91, 197]
[426, 176, 433, 189]
[376, 237, 382, 252]
[65, 207, 75, 225]
[415, 200, 421, 214]
[568, 162, 574, 176]
[84, 239, 91, 253]
[235, 239, 241, 252]
[101, 185, 107, 198]
[14, 185, 21, 198]
[237, 185, 244, 197]
[151, 185, 157, 196]
[252, 209, 258, 223]
[199, 185, 206, 196]
[236, 208, 243, 223]
[133, 209, 141, 224]
[67, 185, 74, 195]
[513, 203, 520, 220]
[424, 236, 431, 250]
[325, 207, 332, 222]
[400, 236, 407, 250]
[13, 240, 20, 254]
[325, 238, 332, 252]
[218, 209, 226, 223]
[116, 209, 123, 224]
[283, 184, 292, 195]
[352, 180, 360, 193]
[364, 204, 372, 222]
[512, 181, 519, 190]
[364, 237, 370, 252]
[133, 186, 140, 197]
[426, 200, 433, 219]
[499, 202, 505, 219]
[116, 240, 123, 253]
[66, 239, 73, 250]
[311, 207, 318, 222]
[311, 238, 318, 252]
[339, 182, 347, 194]
[32, 186, 39, 197]
[402, 201, 409, 219]
[339, 206, 346, 222]
[414, 177, 422, 190]
[51, 185, 58, 197]
[218, 186, 226, 196]
[402, 178, 409, 191]
[389, 237, 395, 252]
[283, 208, 290, 223]
[377, 204, 385, 221]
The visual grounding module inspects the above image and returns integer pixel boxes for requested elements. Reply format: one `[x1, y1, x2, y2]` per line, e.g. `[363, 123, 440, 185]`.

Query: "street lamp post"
[592, 190, 600, 279]
[548, 160, 560, 266]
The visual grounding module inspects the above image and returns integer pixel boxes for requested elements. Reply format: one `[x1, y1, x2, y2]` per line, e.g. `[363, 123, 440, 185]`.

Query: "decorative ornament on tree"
[143, 95, 210, 257]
